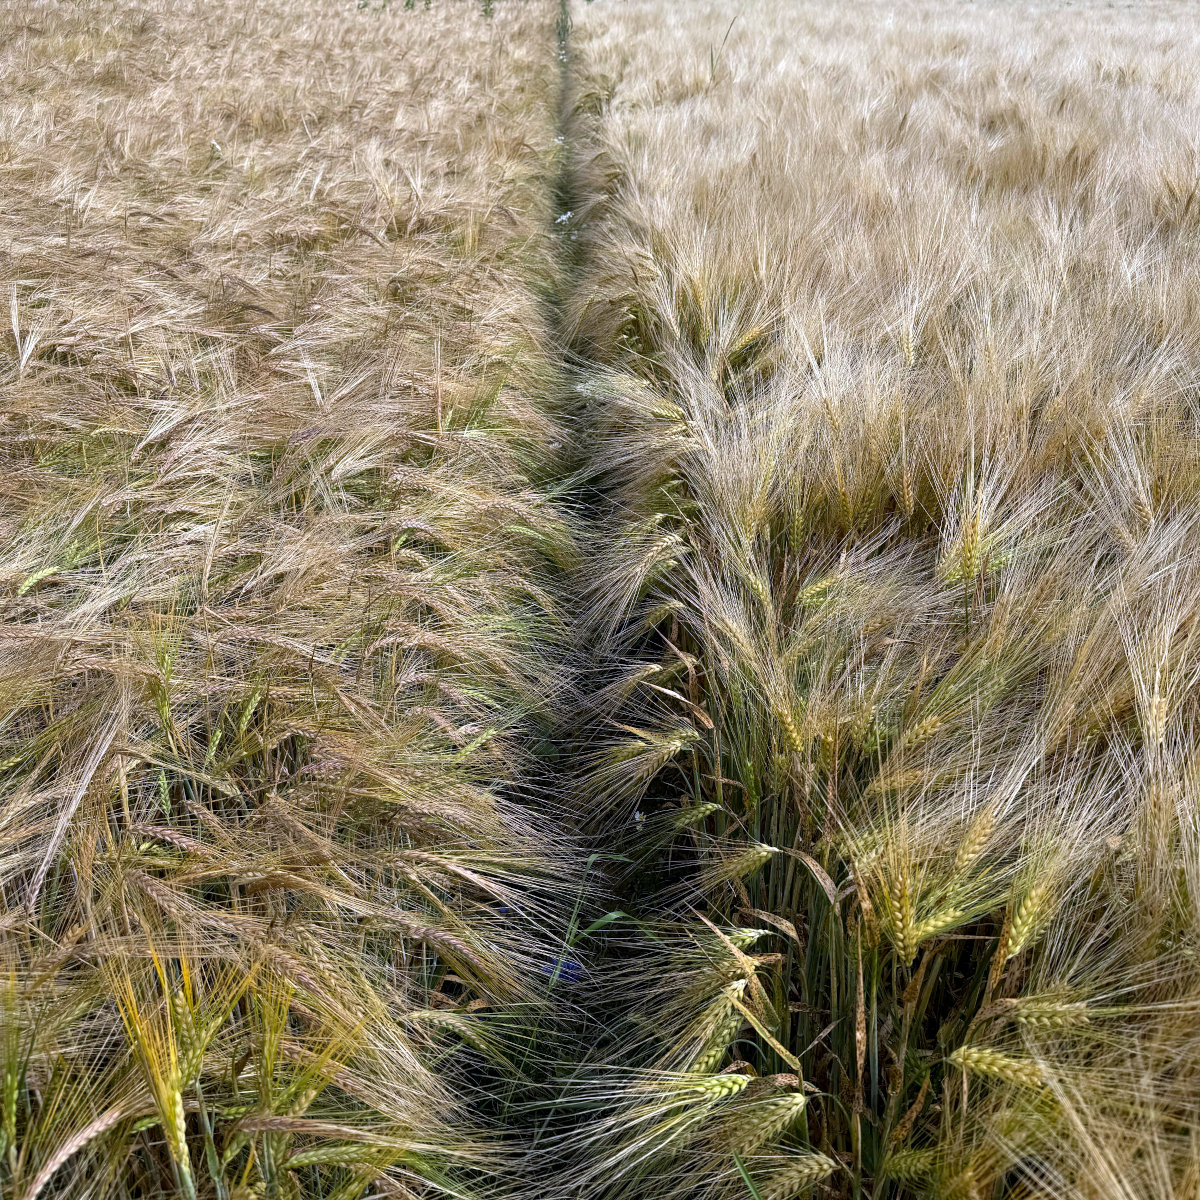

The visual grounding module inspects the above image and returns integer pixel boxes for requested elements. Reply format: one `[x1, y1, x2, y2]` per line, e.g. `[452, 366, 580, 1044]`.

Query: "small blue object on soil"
[542, 958, 583, 983]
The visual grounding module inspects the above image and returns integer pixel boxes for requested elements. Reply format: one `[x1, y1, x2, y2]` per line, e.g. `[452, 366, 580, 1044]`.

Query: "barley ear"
[758, 1151, 838, 1198]
[948, 1045, 1045, 1089]
[1006, 879, 1052, 959]
[887, 868, 918, 964]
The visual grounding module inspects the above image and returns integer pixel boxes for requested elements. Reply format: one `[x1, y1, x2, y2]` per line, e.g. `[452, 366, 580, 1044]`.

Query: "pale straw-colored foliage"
[562, 1, 1200, 1196]
[0, 0, 575, 1196]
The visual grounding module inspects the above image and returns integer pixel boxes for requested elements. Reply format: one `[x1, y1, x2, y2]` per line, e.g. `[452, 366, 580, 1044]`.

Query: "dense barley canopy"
[560, 3, 1200, 1198]
[0, 2, 574, 1197]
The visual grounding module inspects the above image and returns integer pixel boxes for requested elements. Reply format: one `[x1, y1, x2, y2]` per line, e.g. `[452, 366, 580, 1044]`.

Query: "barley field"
[3, 0, 1200, 1197]
[0, 0, 575, 1195]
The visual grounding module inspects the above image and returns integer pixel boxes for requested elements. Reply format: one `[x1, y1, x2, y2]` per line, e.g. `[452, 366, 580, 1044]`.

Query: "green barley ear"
[897, 422, 917, 519]
[795, 572, 839, 607]
[962, 499, 982, 582]
[16, 564, 59, 596]
[726, 927, 772, 949]
[168, 988, 201, 1087]
[689, 1072, 753, 1101]
[848, 700, 877, 747]
[725, 320, 776, 369]
[844, 829, 885, 873]
[692, 980, 750, 1072]
[881, 1147, 939, 1184]
[952, 805, 998, 877]
[720, 1092, 808, 1154]
[1009, 996, 1091, 1030]
[741, 558, 771, 604]
[774, 703, 806, 755]
[885, 865, 918, 964]
[899, 712, 945, 750]
[913, 906, 967, 945]
[866, 765, 926, 797]
[670, 801, 722, 829]
[947, 1045, 1045, 1089]
[1006, 878, 1053, 959]
[699, 842, 781, 895]
[757, 1151, 838, 1198]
